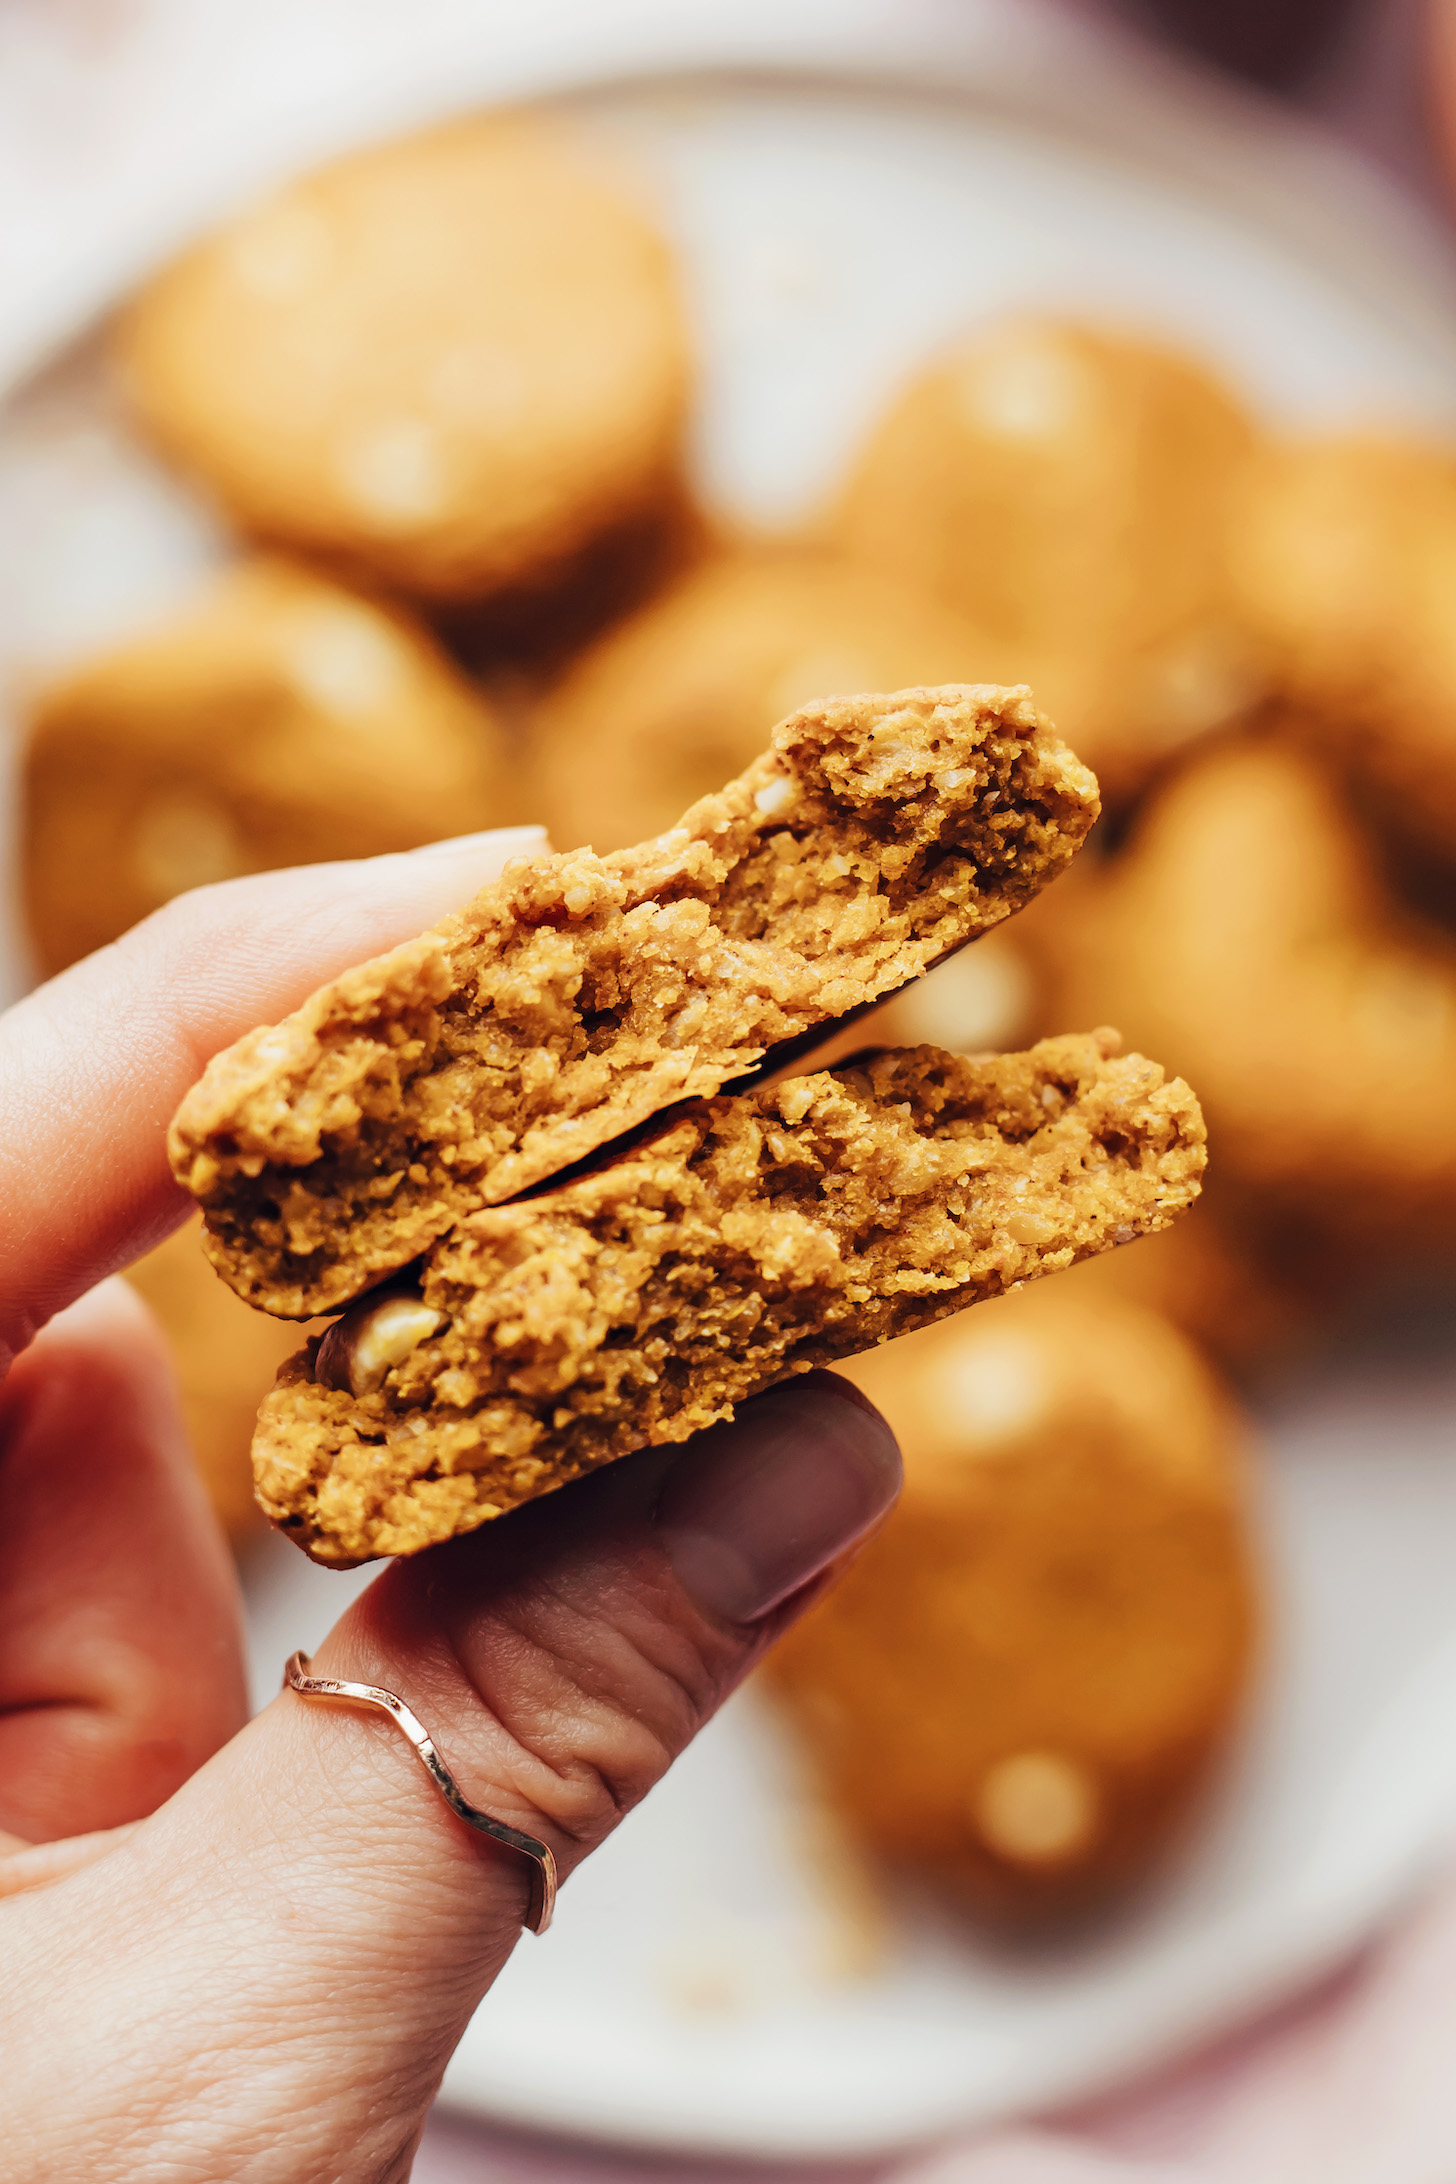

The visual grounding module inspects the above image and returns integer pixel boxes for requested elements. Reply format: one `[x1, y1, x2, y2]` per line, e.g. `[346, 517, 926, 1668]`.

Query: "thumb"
[2, 1374, 899, 2184]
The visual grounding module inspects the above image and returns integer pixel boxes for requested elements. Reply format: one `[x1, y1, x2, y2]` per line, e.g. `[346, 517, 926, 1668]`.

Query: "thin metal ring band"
[283, 1650, 557, 1935]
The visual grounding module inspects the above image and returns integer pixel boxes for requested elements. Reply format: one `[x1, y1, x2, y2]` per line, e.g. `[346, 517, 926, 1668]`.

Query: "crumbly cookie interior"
[254, 1032, 1204, 1565]
[171, 686, 1099, 1315]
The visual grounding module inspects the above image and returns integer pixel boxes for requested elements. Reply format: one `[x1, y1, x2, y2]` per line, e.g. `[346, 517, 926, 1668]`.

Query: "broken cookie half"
[254, 1032, 1205, 1566]
[170, 685, 1099, 1316]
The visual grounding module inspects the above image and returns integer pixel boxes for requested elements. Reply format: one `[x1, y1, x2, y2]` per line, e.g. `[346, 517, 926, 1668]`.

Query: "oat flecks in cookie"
[170, 685, 1100, 1316]
[252, 1031, 1205, 1566]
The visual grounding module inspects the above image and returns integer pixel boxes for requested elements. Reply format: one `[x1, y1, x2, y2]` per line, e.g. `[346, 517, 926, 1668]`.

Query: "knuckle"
[456, 1599, 724, 1859]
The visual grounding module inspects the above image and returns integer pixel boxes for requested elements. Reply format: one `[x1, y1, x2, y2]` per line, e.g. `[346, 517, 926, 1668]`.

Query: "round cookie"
[23, 556, 513, 975]
[834, 319, 1267, 804]
[1231, 432, 1456, 866]
[1048, 737, 1456, 1251]
[119, 116, 690, 600]
[532, 549, 997, 853]
[125, 1217, 323, 1544]
[897, 854, 1338, 1369]
[767, 1287, 1258, 1920]
[1055, 1197, 1332, 1372]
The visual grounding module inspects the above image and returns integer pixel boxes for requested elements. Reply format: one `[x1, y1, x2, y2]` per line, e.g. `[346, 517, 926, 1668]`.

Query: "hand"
[0, 829, 901, 2184]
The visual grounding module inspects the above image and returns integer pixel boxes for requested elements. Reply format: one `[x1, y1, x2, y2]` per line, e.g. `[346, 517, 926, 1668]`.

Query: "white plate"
[8, 29, 1456, 2163]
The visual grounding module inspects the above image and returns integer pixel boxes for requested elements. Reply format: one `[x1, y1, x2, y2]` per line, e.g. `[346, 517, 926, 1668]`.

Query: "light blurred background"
[6, 2, 1456, 2179]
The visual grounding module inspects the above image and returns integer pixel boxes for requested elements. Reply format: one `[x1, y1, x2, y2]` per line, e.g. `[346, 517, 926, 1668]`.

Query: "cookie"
[253, 1033, 1205, 1565]
[1049, 738, 1456, 1247]
[532, 549, 995, 853]
[170, 685, 1101, 1316]
[1231, 432, 1456, 866]
[23, 557, 513, 974]
[834, 319, 1266, 803]
[1055, 1199, 1331, 1371]
[911, 854, 1333, 1367]
[767, 1285, 1257, 1919]
[119, 116, 690, 600]
[124, 1216, 322, 1543]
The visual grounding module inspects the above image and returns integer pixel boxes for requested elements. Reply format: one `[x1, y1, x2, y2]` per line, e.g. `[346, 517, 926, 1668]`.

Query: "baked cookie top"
[768, 1281, 1252, 1917]
[1231, 432, 1456, 865]
[170, 685, 1099, 1315]
[23, 557, 512, 974]
[533, 547, 995, 854]
[1049, 735, 1456, 1240]
[119, 116, 690, 598]
[254, 1031, 1205, 1565]
[834, 318, 1266, 805]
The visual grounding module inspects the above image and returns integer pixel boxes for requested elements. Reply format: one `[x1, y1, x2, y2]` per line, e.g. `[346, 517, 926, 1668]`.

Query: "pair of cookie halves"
[168, 685, 1206, 1565]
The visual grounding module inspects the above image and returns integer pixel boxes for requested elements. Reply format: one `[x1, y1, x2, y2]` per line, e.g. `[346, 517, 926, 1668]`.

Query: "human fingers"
[0, 1277, 247, 1842]
[0, 826, 545, 1371]
[0, 1375, 899, 2183]
[0, 1824, 138, 1899]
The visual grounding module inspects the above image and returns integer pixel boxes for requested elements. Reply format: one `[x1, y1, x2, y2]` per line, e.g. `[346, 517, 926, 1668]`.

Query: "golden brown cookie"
[22, 557, 513, 975]
[767, 1285, 1258, 1920]
[1055, 1199, 1331, 1372]
[119, 116, 690, 600]
[1231, 432, 1456, 865]
[834, 319, 1266, 803]
[532, 550, 995, 853]
[254, 1033, 1205, 1565]
[857, 846, 1330, 1367]
[1049, 737, 1456, 1249]
[124, 1216, 321, 1543]
[170, 685, 1101, 1317]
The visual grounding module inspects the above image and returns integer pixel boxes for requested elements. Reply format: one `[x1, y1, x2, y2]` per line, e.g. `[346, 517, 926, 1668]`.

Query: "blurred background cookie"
[1233, 433, 1456, 872]
[833, 318, 1268, 806]
[22, 556, 514, 974]
[875, 855, 1344, 1370]
[767, 1285, 1259, 1921]
[531, 547, 993, 852]
[118, 115, 690, 604]
[1055, 1196, 1333, 1372]
[1046, 737, 1456, 1255]
[125, 1217, 316, 1545]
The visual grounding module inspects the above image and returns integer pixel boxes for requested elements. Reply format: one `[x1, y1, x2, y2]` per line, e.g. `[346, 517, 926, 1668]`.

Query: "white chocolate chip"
[956, 339, 1085, 442]
[316, 1292, 446, 1396]
[285, 606, 404, 717]
[130, 792, 245, 901]
[935, 1332, 1048, 1443]
[753, 774, 794, 817]
[973, 1751, 1099, 1866]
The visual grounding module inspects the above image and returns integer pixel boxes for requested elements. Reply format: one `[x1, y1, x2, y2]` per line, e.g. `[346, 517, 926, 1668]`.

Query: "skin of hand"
[0, 828, 902, 2184]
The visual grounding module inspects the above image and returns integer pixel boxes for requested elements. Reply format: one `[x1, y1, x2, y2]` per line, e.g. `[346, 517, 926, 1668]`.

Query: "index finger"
[0, 828, 545, 1370]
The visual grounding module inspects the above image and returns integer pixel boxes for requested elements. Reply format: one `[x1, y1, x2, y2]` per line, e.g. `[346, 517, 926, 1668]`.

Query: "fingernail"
[407, 825, 549, 861]
[652, 1373, 902, 1623]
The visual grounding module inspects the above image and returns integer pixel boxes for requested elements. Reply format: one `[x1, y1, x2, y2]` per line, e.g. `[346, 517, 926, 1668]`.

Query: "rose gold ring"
[283, 1650, 557, 1935]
